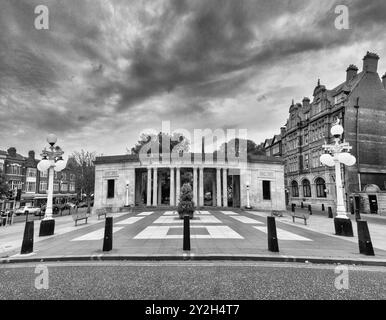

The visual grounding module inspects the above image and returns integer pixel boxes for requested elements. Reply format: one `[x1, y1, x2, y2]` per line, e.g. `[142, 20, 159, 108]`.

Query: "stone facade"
[94, 153, 285, 212]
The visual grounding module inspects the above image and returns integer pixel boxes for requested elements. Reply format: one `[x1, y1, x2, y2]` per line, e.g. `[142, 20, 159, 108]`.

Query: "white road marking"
[115, 217, 144, 225]
[230, 216, 263, 224]
[134, 225, 243, 239]
[220, 211, 239, 215]
[196, 211, 211, 215]
[71, 227, 124, 241]
[163, 211, 177, 215]
[137, 212, 154, 216]
[153, 215, 222, 224]
[253, 226, 312, 241]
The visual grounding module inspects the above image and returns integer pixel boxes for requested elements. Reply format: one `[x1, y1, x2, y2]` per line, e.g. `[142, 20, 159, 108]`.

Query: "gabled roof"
[330, 71, 365, 97]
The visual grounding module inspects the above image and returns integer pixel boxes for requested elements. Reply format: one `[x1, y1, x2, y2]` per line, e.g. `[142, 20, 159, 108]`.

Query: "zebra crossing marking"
[253, 226, 312, 241]
[230, 216, 263, 224]
[116, 217, 144, 225]
[133, 225, 243, 239]
[71, 227, 124, 241]
[137, 211, 154, 216]
[220, 211, 239, 215]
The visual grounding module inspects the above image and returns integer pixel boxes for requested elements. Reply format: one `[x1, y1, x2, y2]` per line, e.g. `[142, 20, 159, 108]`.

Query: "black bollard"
[291, 204, 295, 212]
[301, 202, 304, 208]
[21, 221, 34, 255]
[357, 220, 374, 256]
[308, 205, 312, 215]
[328, 207, 333, 218]
[267, 216, 279, 252]
[322, 204, 325, 211]
[183, 215, 191, 251]
[103, 217, 113, 252]
[334, 217, 354, 237]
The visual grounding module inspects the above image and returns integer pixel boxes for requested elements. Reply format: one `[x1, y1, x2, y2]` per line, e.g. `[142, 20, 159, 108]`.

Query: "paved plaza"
[1, 209, 386, 263]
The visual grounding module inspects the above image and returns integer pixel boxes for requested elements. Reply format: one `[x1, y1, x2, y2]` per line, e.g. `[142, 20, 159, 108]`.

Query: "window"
[26, 182, 36, 193]
[302, 179, 311, 197]
[26, 168, 36, 177]
[53, 183, 59, 192]
[69, 183, 75, 192]
[61, 172, 67, 180]
[304, 154, 309, 170]
[107, 179, 115, 198]
[8, 164, 22, 175]
[39, 181, 47, 192]
[70, 174, 76, 181]
[316, 178, 327, 198]
[291, 181, 299, 197]
[40, 170, 48, 178]
[61, 183, 68, 192]
[262, 180, 271, 200]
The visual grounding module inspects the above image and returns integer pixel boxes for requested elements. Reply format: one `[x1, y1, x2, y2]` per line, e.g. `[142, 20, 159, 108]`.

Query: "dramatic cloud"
[1, 0, 386, 156]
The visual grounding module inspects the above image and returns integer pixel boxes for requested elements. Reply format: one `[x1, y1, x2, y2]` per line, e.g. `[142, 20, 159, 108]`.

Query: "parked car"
[15, 206, 41, 216]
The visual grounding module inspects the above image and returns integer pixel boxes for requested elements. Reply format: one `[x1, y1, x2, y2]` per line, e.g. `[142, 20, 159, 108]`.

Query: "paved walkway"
[1, 208, 386, 263]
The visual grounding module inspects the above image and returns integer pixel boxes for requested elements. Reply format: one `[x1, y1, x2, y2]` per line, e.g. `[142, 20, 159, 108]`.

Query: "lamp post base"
[334, 217, 353, 237]
[39, 219, 55, 237]
[245, 206, 252, 210]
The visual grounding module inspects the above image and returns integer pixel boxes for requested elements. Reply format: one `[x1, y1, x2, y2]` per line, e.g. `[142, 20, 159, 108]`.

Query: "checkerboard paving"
[69, 210, 314, 242]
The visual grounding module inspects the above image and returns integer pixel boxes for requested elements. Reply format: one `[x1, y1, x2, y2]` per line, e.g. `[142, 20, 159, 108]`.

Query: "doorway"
[227, 174, 240, 208]
[368, 195, 378, 214]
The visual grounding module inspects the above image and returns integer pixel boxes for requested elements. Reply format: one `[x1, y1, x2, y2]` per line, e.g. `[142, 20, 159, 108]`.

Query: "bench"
[271, 210, 284, 217]
[95, 207, 113, 220]
[291, 212, 310, 225]
[72, 211, 90, 226]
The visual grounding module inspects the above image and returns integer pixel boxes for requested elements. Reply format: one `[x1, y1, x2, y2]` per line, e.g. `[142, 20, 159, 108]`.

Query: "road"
[0, 261, 385, 300]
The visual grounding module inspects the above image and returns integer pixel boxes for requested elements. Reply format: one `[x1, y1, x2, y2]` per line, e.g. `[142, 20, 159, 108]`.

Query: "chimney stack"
[382, 73, 386, 90]
[28, 150, 35, 159]
[363, 52, 379, 73]
[280, 127, 286, 136]
[7, 147, 16, 158]
[346, 64, 358, 82]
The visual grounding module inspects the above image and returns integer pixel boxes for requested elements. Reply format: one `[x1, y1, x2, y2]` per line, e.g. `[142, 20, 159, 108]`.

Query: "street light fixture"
[320, 119, 356, 236]
[37, 134, 67, 236]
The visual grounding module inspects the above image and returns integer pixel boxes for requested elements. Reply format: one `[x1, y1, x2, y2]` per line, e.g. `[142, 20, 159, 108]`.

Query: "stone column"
[176, 167, 181, 205]
[170, 167, 175, 206]
[193, 167, 198, 206]
[152, 167, 158, 206]
[147, 168, 152, 206]
[216, 168, 222, 207]
[199, 167, 204, 207]
[222, 168, 228, 207]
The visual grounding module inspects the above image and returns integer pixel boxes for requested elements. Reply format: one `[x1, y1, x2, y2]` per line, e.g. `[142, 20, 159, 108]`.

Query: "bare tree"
[67, 150, 96, 213]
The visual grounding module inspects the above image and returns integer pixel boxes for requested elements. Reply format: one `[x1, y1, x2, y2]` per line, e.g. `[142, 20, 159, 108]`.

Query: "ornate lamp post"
[37, 134, 67, 236]
[320, 120, 356, 237]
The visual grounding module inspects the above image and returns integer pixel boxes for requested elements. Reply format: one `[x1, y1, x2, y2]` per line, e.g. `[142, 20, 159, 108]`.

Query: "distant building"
[264, 52, 386, 215]
[94, 152, 286, 212]
[0, 147, 78, 209]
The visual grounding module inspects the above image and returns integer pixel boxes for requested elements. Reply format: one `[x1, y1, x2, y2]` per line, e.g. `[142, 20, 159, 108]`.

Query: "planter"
[178, 211, 194, 219]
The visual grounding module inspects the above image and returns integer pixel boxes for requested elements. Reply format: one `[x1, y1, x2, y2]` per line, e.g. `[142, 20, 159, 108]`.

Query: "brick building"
[0, 147, 77, 210]
[265, 52, 386, 215]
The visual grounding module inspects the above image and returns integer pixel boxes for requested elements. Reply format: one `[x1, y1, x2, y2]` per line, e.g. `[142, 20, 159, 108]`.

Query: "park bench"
[96, 207, 113, 220]
[290, 211, 310, 225]
[72, 211, 90, 226]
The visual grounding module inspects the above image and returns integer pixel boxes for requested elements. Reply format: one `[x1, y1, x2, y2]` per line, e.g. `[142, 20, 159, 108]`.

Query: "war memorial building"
[93, 147, 285, 212]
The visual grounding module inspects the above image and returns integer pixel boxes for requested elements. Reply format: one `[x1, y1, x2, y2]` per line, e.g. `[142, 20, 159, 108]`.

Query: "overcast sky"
[1, 0, 386, 158]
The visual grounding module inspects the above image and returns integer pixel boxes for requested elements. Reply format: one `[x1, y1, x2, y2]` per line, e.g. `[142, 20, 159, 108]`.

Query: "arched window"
[302, 179, 311, 197]
[291, 181, 299, 197]
[316, 178, 327, 198]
